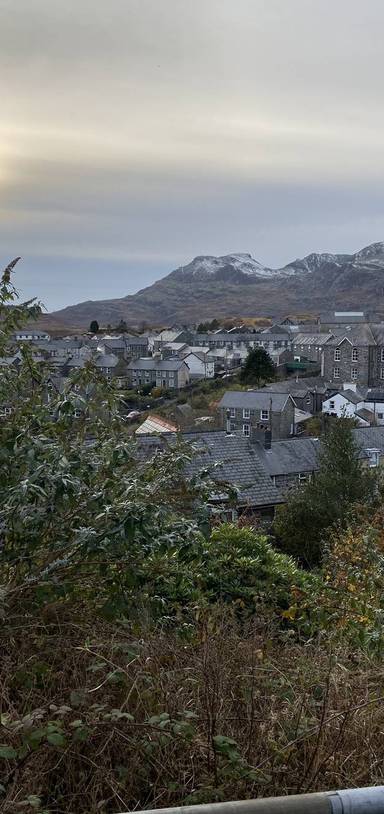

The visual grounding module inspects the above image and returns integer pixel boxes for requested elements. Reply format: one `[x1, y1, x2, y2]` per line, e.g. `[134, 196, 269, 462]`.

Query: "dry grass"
[2, 605, 384, 813]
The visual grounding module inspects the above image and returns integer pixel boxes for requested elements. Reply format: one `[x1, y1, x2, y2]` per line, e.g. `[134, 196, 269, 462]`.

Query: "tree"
[89, 320, 99, 333]
[274, 418, 379, 567]
[240, 347, 276, 386]
[116, 319, 128, 333]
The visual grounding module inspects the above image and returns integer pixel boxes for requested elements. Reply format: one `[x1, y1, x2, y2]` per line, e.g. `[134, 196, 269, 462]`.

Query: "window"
[333, 367, 340, 379]
[378, 413, 384, 420]
[351, 367, 358, 380]
[3, 406, 12, 416]
[242, 423, 250, 437]
[261, 409, 269, 421]
[334, 348, 341, 361]
[306, 395, 311, 406]
[366, 449, 379, 468]
[229, 421, 236, 432]
[230, 407, 236, 418]
[243, 408, 250, 419]
[381, 349, 384, 363]
[298, 473, 307, 485]
[352, 348, 358, 362]
[74, 409, 82, 418]
[381, 368, 384, 380]
[329, 400, 335, 409]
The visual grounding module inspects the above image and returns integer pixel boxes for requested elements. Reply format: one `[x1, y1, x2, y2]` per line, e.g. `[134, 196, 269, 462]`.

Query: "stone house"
[127, 357, 190, 389]
[293, 333, 334, 363]
[321, 326, 377, 388]
[218, 390, 296, 440]
[179, 351, 215, 379]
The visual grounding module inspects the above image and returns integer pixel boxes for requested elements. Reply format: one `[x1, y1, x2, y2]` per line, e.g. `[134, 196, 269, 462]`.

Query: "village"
[5, 308, 384, 523]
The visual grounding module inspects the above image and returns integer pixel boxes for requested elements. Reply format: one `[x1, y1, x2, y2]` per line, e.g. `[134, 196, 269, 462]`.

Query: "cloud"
[1, 0, 384, 308]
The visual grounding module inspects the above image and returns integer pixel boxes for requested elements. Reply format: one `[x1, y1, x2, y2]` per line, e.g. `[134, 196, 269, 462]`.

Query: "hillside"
[49, 242, 384, 328]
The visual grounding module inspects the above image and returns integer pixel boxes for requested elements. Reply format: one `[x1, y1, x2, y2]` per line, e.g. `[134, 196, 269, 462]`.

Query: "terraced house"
[127, 357, 190, 389]
[321, 325, 384, 388]
[218, 390, 296, 441]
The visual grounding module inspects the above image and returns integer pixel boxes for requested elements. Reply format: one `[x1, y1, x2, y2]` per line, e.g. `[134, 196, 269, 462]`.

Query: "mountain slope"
[50, 242, 384, 328]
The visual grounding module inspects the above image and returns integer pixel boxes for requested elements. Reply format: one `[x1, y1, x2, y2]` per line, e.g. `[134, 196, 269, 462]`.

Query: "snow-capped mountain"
[50, 242, 384, 328]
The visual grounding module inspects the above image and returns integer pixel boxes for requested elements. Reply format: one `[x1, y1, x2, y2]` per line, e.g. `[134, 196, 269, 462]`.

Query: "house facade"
[127, 358, 190, 389]
[218, 390, 296, 440]
[180, 351, 215, 379]
[321, 326, 378, 388]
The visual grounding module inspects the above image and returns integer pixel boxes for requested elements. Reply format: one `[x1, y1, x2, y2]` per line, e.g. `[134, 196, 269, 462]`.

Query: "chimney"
[264, 428, 272, 450]
[250, 423, 272, 449]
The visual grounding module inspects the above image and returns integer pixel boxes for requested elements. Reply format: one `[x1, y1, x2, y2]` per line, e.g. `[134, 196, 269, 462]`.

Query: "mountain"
[49, 242, 384, 328]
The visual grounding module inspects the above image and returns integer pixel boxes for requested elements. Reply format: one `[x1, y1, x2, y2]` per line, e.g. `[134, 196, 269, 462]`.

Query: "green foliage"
[89, 319, 99, 333]
[274, 418, 379, 566]
[197, 319, 220, 332]
[240, 347, 276, 386]
[197, 525, 315, 612]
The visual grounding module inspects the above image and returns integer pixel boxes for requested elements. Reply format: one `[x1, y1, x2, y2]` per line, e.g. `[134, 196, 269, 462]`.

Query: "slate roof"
[355, 408, 374, 423]
[320, 312, 368, 324]
[264, 377, 331, 396]
[293, 333, 334, 346]
[182, 432, 283, 507]
[219, 390, 292, 411]
[366, 390, 384, 402]
[325, 325, 376, 346]
[94, 353, 119, 368]
[136, 430, 283, 508]
[256, 438, 321, 477]
[127, 357, 187, 371]
[353, 427, 384, 453]
[337, 389, 362, 405]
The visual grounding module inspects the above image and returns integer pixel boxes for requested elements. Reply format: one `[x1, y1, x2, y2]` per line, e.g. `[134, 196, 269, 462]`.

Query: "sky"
[2, 0, 384, 311]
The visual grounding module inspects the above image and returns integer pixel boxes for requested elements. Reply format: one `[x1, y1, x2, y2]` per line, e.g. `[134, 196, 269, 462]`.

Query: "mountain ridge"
[48, 242, 384, 328]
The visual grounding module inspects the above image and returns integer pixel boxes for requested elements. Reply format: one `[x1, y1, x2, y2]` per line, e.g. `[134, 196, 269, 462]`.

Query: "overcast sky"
[2, 0, 384, 310]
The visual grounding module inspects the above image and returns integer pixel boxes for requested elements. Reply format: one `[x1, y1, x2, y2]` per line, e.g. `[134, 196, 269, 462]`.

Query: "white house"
[322, 389, 373, 426]
[180, 351, 215, 379]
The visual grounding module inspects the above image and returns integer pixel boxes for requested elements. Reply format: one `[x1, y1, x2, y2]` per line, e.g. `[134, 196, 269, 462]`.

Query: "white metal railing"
[122, 786, 384, 814]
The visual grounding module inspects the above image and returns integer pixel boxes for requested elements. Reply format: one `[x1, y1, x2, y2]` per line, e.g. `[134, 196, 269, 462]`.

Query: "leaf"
[70, 690, 86, 708]
[73, 725, 91, 742]
[0, 745, 17, 759]
[47, 732, 66, 747]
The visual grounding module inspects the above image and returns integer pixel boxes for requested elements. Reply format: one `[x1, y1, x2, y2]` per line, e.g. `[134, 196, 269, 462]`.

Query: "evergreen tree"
[116, 319, 128, 333]
[240, 347, 276, 386]
[274, 418, 378, 567]
[89, 320, 99, 334]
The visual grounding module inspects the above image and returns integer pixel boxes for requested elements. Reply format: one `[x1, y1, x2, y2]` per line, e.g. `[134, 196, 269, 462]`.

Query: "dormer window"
[352, 348, 358, 362]
[334, 348, 341, 361]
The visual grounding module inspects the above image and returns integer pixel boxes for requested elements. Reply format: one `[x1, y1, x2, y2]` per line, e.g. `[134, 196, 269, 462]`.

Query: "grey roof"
[219, 390, 293, 411]
[94, 353, 119, 367]
[338, 389, 362, 405]
[320, 312, 368, 324]
[137, 431, 283, 508]
[353, 427, 384, 453]
[366, 389, 384, 402]
[164, 342, 188, 351]
[325, 325, 376, 346]
[256, 438, 321, 477]
[293, 333, 333, 346]
[369, 325, 384, 345]
[127, 357, 187, 371]
[255, 334, 291, 343]
[264, 377, 331, 397]
[128, 336, 149, 344]
[355, 408, 374, 422]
